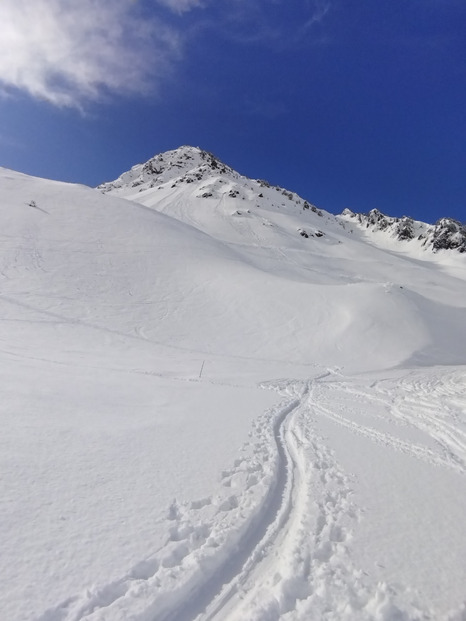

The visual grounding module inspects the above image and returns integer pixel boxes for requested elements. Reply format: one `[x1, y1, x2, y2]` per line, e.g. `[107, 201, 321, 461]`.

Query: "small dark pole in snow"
[199, 360, 205, 379]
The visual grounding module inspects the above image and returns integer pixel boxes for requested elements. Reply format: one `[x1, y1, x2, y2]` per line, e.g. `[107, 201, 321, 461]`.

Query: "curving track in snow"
[36, 380, 307, 621]
[37, 371, 459, 621]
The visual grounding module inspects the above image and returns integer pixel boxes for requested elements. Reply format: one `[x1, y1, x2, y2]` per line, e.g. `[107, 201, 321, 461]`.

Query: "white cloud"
[0, 0, 182, 108]
[0, 0, 331, 109]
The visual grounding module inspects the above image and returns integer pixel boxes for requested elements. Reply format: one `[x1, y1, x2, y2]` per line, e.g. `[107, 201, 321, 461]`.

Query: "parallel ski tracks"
[163, 388, 304, 621]
[312, 368, 466, 475]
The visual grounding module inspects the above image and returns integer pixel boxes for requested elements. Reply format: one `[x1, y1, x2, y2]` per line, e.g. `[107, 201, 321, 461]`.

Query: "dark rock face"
[396, 217, 415, 241]
[364, 210, 414, 240]
[366, 209, 390, 230]
[431, 218, 466, 253]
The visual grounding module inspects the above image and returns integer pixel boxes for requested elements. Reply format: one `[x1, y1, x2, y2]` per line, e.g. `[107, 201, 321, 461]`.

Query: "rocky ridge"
[98, 145, 332, 241]
[99, 146, 465, 254]
[98, 145, 320, 211]
[341, 208, 466, 253]
[98, 146, 238, 192]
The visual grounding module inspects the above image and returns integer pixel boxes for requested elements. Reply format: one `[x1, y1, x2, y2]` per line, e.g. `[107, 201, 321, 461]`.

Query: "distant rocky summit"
[98, 146, 237, 192]
[341, 208, 466, 253]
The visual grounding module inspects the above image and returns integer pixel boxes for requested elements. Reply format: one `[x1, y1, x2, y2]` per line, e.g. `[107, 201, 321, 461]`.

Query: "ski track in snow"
[312, 368, 466, 476]
[33, 369, 464, 621]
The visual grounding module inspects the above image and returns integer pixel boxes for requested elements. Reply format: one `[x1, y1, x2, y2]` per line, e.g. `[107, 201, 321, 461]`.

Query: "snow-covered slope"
[98, 146, 331, 247]
[1, 155, 466, 621]
[99, 146, 466, 370]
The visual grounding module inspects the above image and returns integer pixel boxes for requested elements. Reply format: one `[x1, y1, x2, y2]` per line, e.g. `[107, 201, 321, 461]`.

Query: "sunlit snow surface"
[1, 156, 465, 621]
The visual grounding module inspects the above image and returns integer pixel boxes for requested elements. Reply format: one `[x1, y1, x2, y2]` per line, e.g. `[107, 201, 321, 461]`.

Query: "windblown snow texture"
[1, 148, 465, 621]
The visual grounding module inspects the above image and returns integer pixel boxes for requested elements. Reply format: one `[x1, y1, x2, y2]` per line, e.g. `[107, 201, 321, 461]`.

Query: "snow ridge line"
[35, 381, 307, 621]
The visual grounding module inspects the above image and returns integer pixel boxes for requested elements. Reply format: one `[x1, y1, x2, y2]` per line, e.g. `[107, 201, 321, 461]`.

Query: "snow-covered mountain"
[1, 153, 465, 621]
[99, 145, 466, 254]
[341, 207, 466, 253]
[98, 145, 333, 244]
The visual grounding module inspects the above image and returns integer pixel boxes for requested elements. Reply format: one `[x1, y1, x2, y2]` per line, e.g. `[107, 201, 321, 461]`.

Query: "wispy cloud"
[301, 0, 331, 32]
[0, 0, 331, 109]
[156, 0, 205, 14]
[198, 0, 332, 49]
[0, 0, 182, 108]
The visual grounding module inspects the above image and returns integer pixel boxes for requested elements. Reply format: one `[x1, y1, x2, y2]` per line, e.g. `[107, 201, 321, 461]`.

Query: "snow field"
[1, 158, 466, 620]
[311, 368, 466, 617]
[37, 371, 463, 620]
[35, 380, 305, 621]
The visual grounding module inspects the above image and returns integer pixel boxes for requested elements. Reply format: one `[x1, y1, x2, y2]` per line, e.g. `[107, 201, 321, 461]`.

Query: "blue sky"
[0, 0, 465, 224]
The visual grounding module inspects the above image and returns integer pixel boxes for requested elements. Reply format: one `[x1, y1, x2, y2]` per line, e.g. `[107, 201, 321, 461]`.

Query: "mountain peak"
[98, 146, 236, 193]
[99, 146, 466, 255]
[97, 145, 328, 230]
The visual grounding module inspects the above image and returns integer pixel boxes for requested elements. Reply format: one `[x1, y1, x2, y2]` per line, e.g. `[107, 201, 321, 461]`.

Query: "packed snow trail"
[163, 382, 305, 621]
[199, 378, 433, 621]
[36, 372, 444, 621]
